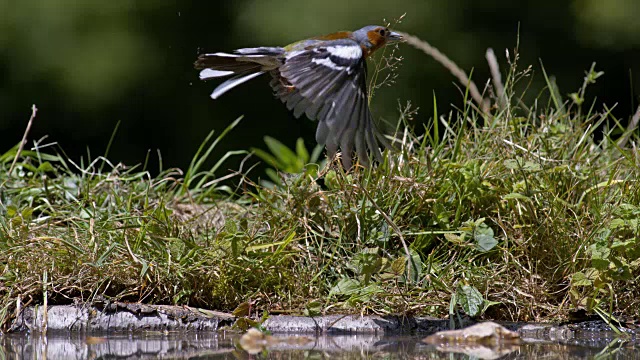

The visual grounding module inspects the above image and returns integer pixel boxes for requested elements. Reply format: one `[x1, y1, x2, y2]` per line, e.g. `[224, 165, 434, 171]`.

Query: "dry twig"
[8, 104, 38, 175]
[486, 48, 507, 109]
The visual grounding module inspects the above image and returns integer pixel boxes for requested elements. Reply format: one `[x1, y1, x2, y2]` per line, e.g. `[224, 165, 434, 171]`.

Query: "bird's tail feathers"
[196, 47, 285, 98]
[195, 53, 262, 76]
[195, 47, 284, 74]
[209, 71, 265, 99]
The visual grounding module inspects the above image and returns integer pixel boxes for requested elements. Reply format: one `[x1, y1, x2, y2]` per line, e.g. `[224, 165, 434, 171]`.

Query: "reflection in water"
[0, 331, 638, 359]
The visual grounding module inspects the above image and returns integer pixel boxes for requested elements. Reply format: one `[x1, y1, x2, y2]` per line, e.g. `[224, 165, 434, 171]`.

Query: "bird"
[195, 25, 403, 169]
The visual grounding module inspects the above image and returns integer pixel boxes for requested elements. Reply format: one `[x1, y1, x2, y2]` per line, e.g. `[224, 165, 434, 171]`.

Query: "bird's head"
[352, 25, 403, 56]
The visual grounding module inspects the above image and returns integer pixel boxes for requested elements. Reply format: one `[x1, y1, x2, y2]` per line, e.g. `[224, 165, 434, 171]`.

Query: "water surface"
[1, 330, 638, 359]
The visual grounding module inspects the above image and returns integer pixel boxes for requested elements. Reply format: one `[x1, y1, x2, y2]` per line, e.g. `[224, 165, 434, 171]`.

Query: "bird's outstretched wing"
[270, 39, 389, 168]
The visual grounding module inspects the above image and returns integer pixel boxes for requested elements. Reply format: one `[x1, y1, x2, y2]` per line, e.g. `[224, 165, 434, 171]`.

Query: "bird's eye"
[378, 28, 387, 36]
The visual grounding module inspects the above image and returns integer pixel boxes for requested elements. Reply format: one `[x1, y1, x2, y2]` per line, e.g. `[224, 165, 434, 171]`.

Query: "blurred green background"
[1, 1, 639, 175]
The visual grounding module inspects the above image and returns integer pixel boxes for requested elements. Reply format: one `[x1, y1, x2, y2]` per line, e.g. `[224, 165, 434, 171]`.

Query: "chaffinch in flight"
[195, 25, 403, 169]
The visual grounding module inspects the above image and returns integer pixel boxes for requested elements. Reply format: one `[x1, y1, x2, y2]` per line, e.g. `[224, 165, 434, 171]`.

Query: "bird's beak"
[388, 31, 404, 43]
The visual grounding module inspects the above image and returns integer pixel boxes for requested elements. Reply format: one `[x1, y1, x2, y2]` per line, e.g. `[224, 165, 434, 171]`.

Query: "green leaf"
[139, 258, 149, 278]
[404, 250, 423, 284]
[264, 168, 281, 185]
[504, 159, 520, 170]
[502, 193, 531, 201]
[94, 243, 118, 267]
[522, 161, 541, 172]
[611, 239, 635, 250]
[232, 302, 251, 317]
[264, 136, 296, 162]
[589, 243, 610, 270]
[253, 136, 312, 175]
[295, 138, 309, 163]
[252, 148, 280, 168]
[21, 207, 34, 220]
[586, 68, 604, 83]
[263, 136, 304, 172]
[230, 236, 243, 257]
[571, 271, 593, 287]
[232, 317, 258, 332]
[391, 257, 406, 275]
[347, 284, 382, 305]
[324, 170, 340, 190]
[610, 257, 632, 280]
[456, 284, 484, 317]
[503, 158, 540, 172]
[444, 232, 465, 245]
[609, 218, 626, 230]
[37, 161, 55, 173]
[350, 248, 382, 283]
[303, 300, 322, 317]
[309, 144, 324, 163]
[6, 205, 18, 217]
[474, 222, 498, 252]
[329, 278, 361, 297]
[482, 300, 501, 315]
[569, 92, 583, 106]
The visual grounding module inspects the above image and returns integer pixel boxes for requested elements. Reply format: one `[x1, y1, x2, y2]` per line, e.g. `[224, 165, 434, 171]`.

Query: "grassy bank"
[1, 45, 639, 331]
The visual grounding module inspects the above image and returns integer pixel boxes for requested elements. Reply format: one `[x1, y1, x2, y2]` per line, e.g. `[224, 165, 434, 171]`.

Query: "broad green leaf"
[303, 300, 322, 317]
[522, 161, 541, 171]
[350, 248, 382, 282]
[347, 284, 382, 304]
[232, 302, 251, 317]
[329, 278, 360, 297]
[456, 284, 484, 317]
[391, 257, 406, 275]
[611, 239, 635, 250]
[504, 159, 520, 170]
[571, 271, 593, 287]
[474, 223, 498, 252]
[608, 219, 626, 230]
[6, 205, 18, 217]
[232, 317, 258, 332]
[589, 243, 610, 270]
[21, 207, 34, 220]
[482, 300, 501, 314]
